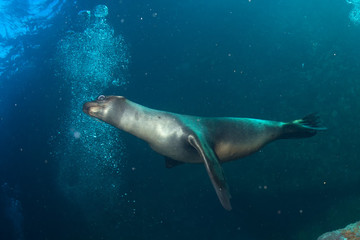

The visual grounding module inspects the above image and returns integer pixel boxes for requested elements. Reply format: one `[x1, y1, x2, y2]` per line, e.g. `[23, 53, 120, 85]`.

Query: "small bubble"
[73, 131, 81, 139]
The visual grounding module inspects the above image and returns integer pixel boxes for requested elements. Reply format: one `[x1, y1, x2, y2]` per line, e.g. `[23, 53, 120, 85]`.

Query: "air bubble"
[347, 0, 360, 24]
[53, 4, 129, 214]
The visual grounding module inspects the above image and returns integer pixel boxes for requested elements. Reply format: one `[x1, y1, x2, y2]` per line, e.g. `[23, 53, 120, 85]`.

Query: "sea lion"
[83, 95, 326, 210]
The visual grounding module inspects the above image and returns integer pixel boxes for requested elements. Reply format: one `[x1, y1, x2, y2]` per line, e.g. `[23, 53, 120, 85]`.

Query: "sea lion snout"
[82, 101, 104, 118]
[82, 102, 91, 114]
[83, 95, 116, 118]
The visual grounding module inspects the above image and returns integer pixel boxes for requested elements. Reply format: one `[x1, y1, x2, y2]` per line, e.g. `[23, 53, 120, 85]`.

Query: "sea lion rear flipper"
[188, 134, 232, 211]
[280, 113, 327, 139]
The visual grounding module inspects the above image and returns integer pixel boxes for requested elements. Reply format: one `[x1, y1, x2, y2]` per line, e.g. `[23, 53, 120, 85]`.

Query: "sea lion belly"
[202, 118, 282, 162]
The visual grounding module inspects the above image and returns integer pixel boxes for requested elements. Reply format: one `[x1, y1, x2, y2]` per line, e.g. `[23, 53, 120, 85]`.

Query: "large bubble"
[94, 5, 109, 18]
[346, 0, 360, 24]
[53, 4, 129, 215]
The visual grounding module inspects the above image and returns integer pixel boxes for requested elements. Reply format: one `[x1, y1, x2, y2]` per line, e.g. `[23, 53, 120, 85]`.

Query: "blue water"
[1, 0, 360, 239]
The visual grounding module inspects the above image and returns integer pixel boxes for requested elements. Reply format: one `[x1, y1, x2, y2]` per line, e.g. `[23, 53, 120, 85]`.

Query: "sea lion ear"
[188, 134, 232, 211]
[97, 95, 106, 101]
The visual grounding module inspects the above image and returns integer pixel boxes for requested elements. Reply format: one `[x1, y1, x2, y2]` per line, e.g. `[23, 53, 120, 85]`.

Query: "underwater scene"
[1, 0, 360, 239]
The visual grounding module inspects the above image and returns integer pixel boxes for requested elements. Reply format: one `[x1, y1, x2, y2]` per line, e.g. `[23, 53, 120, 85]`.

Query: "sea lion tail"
[280, 113, 327, 139]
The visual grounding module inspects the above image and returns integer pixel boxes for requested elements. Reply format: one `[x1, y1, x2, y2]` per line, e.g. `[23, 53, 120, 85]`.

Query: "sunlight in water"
[0, 0, 66, 77]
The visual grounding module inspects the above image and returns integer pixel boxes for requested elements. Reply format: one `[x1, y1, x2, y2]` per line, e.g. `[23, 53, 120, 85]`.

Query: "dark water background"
[1, 0, 360, 239]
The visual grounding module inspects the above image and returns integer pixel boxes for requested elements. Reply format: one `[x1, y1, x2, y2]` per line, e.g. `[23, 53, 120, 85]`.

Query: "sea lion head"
[83, 95, 126, 123]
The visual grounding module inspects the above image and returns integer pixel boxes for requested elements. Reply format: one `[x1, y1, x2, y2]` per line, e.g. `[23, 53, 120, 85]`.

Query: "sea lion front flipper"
[188, 134, 232, 211]
[164, 157, 184, 168]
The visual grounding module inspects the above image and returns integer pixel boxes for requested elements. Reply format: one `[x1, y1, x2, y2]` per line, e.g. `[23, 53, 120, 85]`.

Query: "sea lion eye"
[97, 95, 106, 101]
